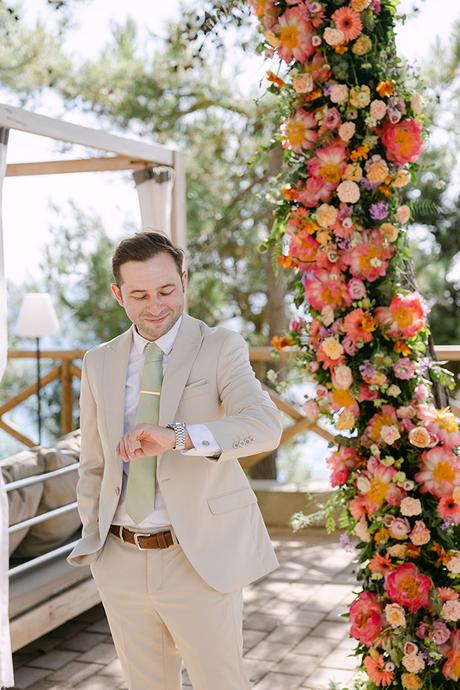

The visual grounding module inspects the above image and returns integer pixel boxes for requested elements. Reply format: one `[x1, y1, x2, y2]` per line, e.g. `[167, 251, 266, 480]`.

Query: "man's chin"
[138, 316, 173, 340]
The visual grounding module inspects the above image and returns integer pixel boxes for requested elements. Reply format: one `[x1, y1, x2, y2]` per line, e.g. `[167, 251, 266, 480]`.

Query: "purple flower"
[369, 201, 389, 221]
[339, 533, 353, 551]
[361, 177, 378, 191]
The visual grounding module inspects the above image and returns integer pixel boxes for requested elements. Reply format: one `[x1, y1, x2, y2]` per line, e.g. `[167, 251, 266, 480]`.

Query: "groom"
[67, 231, 282, 690]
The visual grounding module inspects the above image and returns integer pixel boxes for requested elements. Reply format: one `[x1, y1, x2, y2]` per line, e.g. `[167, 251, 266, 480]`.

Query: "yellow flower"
[349, 85, 371, 108]
[264, 31, 281, 49]
[377, 80, 395, 97]
[402, 673, 423, 690]
[351, 0, 371, 10]
[336, 409, 356, 430]
[352, 34, 372, 55]
[343, 163, 363, 182]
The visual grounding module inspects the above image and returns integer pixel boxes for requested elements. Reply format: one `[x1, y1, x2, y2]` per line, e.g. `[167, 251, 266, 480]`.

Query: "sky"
[2, 0, 460, 286]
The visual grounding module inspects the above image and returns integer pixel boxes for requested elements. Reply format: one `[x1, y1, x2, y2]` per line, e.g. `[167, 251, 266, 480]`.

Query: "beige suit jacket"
[67, 313, 282, 592]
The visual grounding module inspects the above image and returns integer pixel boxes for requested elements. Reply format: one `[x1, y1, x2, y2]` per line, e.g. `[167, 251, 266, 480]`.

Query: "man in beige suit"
[67, 232, 282, 690]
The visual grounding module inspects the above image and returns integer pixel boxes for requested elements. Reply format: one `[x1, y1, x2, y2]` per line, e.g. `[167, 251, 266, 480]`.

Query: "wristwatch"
[166, 422, 187, 450]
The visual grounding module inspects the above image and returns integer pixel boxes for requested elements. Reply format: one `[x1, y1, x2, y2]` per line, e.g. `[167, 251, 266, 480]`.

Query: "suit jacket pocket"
[207, 487, 257, 514]
[181, 381, 211, 401]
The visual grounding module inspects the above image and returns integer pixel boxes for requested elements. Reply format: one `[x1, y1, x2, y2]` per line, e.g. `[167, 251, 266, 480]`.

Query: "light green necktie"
[125, 342, 163, 523]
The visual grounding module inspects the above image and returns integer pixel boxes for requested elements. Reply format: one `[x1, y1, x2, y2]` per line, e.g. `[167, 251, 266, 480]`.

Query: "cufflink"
[202, 439, 210, 446]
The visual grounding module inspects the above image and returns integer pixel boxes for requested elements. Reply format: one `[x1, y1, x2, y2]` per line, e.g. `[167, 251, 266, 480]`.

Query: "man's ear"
[181, 270, 187, 292]
[111, 283, 124, 307]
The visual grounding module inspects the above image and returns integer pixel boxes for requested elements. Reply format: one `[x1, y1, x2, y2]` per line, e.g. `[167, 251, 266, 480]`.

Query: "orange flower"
[361, 313, 377, 333]
[374, 527, 390, 546]
[377, 80, 395, 97]
[335, 44, 348, 54]
[272, 335, 294, 351]
[368, 552, 394, 574]
[394, 341, 411, 356]
[277, 255, 299, 269]
[364, 649, 394, 686]
[331, 6, 363, 41]
[266, 70, 287, 88]
[350, 144, 370, 161]
[282, 186, 299, 201]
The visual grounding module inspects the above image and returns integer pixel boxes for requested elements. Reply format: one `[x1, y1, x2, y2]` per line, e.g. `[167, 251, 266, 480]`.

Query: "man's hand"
[117, 424, 176, 461]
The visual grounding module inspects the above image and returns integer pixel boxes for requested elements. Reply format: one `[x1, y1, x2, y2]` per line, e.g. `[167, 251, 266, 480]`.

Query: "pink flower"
[304, 271, 352, 311]
[415, 446, 460, 498]
[332, 364, 353, 389]
[437, 495, 460, 525]
[302, 399, 320, 422]
[322, 107, 341, 130]
[344, 241, 394, 282]
[348, 278, 366, 300]
[385, 563, 433, 613]
[327, 446, 359, 487]
[343, 308, 376, 345]
[442, 630, 460, 681]
[363, 649, 394, 687]
[402, 654, 425, 673]
[441, 600, 460, 622]
[308, 143, 348, 189]
[375, 292, 428, 339]
[392, 358, 415, 380]
[388, 517, 411, 540]
[281, 109, 318, 153]
[414, 384, 429, 402]
[343, 335, 358, 356]
[400, 497, 422, 516]
[431, 620, 451, 644]
[276, 8, 316, 64]
[379, 117, 423, 165]
[349, 591, 383, 645]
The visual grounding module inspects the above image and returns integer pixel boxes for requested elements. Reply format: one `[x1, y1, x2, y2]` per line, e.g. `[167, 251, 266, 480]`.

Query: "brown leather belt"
[109, 525, 175, 550]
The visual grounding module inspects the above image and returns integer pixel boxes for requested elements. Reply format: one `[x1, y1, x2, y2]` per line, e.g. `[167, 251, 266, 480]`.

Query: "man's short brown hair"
[112, 232, 184, 286]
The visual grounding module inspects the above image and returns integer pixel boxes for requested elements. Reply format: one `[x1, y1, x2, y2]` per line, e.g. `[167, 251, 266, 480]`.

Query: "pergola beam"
[0, 103, 174, 166]
[6, 156, 152, 177]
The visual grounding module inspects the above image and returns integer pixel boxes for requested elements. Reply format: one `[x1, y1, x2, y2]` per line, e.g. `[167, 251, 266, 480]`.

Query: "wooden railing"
[3, 345, 460, 465]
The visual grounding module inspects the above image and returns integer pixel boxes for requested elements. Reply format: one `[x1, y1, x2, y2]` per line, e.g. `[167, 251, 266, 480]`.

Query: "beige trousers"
[90, 530, 252, 690]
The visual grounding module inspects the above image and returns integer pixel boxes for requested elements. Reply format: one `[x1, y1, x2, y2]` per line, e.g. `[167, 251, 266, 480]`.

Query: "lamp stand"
[35, 336, 42, 445]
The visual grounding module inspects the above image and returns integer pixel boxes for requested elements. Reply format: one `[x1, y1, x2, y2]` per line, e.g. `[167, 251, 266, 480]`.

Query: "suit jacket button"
[115, 487, 120, 496]
[233, 442, 239, 448]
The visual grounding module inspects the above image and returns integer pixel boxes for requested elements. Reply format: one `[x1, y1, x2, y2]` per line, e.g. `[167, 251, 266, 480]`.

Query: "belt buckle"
[133, 532, 151, 550]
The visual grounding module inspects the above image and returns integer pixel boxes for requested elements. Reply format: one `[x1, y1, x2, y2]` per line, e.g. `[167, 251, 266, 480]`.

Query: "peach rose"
[337, 180, 360, 203]
[386, 544, 407, 558]
[380, 222, 398, 242]
[343, 163, 363, 181]
[293, 73, 314, 94]
[411, 94, 424, 114]
[339, 122, 356, 141]
[453, 486, 460, 505]
[385, 603, 406, 628]
[400, 497, 422, 517]
[396, 205, 411, 223]
[316, 203, 338, 228]
[350, 85, 371, 108]
[410, 520, 430, 546]
[370, 99, 387, 120]
[441, 599, 460, 622]
[322, 337, 344, 359]
[402, 654, 425, 674]
[355, 519, 372, 542]
[366, 156, 389, 184]
[393, 169, 411, 188]
[402, 674, 423, 690]
[351, 0, 371, 10]
[446, 553, 460, 574]
[324, 27, 346, 46]
[333, 364, 353, 389]
[380, 424, 401, 445]
[330, 84, 349, 104]
[408, 426, 431, 448]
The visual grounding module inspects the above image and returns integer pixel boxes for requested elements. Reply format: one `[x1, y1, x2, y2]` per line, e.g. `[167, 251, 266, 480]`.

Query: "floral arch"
[248, 1, 460, 688]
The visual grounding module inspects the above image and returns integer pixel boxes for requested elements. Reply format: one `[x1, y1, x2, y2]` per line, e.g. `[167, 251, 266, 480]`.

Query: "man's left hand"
[116, 424, 176, 461]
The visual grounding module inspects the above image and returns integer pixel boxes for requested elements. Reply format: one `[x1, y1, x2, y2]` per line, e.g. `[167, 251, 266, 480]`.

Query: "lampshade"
[15, 293, 60, 338]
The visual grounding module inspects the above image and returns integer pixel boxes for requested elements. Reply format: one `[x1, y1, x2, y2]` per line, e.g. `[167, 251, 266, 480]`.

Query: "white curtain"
[133, 166, 175, 238]
[0, 127, 14, 687]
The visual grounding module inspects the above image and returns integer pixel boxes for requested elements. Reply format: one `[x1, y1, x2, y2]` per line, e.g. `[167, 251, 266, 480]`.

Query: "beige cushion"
[14, 431, 81, 558]
[0, 449, 44, 555]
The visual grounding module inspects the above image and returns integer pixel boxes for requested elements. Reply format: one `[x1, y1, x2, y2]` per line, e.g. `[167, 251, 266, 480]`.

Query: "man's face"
[111, 252, 187, 340]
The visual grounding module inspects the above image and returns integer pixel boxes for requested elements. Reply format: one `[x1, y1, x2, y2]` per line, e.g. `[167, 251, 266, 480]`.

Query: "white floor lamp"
[15, 293, 60, 446]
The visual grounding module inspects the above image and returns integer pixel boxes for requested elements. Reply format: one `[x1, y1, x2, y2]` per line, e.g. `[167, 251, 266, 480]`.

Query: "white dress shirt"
[112, 314, 220, 531]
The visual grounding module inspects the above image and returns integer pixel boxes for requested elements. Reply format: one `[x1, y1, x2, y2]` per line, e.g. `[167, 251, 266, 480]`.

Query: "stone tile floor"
[11, 528, 360, 690]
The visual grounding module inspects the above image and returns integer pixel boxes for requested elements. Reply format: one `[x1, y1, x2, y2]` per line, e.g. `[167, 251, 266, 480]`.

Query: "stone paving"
[10, 528, 360, 690]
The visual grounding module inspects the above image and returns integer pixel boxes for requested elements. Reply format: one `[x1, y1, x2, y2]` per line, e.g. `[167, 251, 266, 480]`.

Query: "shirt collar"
[132, 314, 183, 357]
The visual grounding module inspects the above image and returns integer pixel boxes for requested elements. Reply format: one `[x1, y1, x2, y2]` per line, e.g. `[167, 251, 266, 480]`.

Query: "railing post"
[60, 359, 73, 434]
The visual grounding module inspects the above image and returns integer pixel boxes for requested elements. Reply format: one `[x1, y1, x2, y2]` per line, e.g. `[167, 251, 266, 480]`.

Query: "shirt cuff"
[182, 424, 221, 458]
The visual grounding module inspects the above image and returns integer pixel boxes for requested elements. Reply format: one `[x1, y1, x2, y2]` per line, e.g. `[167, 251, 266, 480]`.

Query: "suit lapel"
[103, 325, 133, 467]
[159, 313, 204, 426]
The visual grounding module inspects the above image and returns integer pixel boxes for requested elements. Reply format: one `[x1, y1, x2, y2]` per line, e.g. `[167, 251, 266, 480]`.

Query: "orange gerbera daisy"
[331, 7, 363, 42]
[368, 552, 394, 575]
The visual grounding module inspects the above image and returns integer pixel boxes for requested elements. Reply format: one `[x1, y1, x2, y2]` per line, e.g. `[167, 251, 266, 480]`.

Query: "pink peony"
[385, 563, 433, 613]
[344, 241, 394, 282]
[281, 109, 318, 153]
[349, 591, 383, 645]
[442, 630, 460, 681]
[392, 358, 415, 380]
[415, 446, 460, 499]
[276, 8, 316, 63]
[375, 292, 428, 339]
[379, 117, 423, 166]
